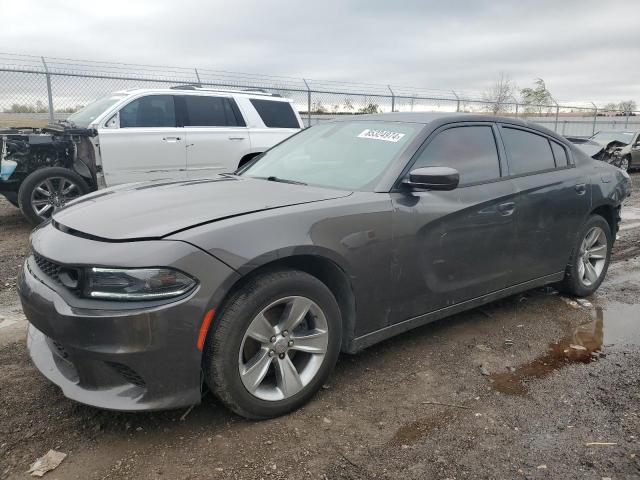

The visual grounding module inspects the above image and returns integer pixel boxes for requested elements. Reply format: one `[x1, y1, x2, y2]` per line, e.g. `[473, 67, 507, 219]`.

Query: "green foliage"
[358, 103, 380, 114]
[520, 78, 553, 115]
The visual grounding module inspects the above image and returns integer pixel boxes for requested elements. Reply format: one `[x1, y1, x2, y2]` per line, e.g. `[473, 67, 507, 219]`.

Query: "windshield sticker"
[357, 129, 406, 143]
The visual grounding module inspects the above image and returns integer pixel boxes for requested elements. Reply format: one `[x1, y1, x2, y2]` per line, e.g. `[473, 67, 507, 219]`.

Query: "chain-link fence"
[1, 52, 638, 137]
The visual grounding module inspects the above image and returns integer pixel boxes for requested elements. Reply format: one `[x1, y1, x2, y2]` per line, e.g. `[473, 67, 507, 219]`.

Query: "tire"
[18, 167, 90, 225]
[619, 155, 630, 172]
[558, 214, 612, 297]
[204, 268, 342, 419]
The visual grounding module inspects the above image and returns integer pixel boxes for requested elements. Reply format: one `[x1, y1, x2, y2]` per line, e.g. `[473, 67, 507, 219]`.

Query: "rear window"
[184, 96, 245, 127]
[250, 99, 299, 128]
[550, 141, 569, 166]
[501, 127, 555, 175]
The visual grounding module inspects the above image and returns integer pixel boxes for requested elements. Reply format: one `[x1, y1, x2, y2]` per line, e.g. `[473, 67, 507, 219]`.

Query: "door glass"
[184, 96, 243, 127]
[412, 125, 500, 184]
[550, 141, 568, 166]
[501, 127, 555, 175]
[119, 95, 176, 128]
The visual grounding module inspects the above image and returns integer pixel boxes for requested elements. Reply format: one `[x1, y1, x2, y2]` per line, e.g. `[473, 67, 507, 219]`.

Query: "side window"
[412, 125, 501, 184]
[184, 96, 244, 127]
[119, 95, 176, 128]
[550, 140, 569, 166]
[501, 127, 555, 175]
[250, 99, 299, 128]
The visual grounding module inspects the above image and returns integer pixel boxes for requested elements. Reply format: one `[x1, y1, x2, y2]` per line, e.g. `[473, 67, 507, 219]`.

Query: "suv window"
[184, 96, 245, 127]
[550, 140, 569, 166]
[250, 99, 299, 128]
[501, 127, 555, 175]
[120, 95, 176, 128]
[412, 125, 501, 184]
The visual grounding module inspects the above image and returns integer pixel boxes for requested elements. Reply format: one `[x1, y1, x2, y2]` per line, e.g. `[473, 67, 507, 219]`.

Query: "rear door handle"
[498, 202, 516, 216]
[162, 136, 181, 142]
[228, 136, 246, 141]
[575, 183, 587, 195]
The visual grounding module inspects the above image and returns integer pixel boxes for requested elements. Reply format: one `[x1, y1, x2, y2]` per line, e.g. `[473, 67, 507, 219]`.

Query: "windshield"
[241, 121, 422, 190]
[66, 94, 127, 127]
[590, 131, 634, 145]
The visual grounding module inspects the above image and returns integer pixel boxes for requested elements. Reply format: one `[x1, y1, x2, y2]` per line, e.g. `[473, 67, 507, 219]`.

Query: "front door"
[390, 123, 518, 324]
[98, 94, 186, 186]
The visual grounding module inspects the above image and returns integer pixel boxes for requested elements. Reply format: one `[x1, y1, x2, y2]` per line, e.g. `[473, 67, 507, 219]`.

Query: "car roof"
[110, 87, 294, 102]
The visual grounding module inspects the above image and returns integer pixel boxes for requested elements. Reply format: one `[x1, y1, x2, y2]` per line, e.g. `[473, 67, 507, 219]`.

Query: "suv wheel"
[18, 167, 90, 225]
[204, 269, 342, 419]
[558, 214, 612, 297]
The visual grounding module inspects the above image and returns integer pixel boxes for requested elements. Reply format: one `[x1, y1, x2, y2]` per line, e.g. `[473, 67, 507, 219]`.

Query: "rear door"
[180, 95, 250, 178]
[239, 98, 302, 152]
[498, 125, 591, 283]
[390, 123, 518, 323]
[98, 94, 186, 185]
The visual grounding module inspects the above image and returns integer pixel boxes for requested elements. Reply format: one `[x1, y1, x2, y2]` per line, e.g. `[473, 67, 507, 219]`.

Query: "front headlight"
[82, 267, 197, 301]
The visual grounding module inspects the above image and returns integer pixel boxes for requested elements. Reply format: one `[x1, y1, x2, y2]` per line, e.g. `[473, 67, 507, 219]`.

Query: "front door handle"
[498, 202, 516, 216]
[575, 183, 587, 195]
[162, 136, 181, 142]
[228, 136, 246, 141]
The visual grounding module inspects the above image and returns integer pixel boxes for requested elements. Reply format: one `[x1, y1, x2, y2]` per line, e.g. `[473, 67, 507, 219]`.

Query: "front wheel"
[18, 167, 91, 225]
[619, 155, 630, 172]
[558, 214, 612, 297]
[204, 269, 342, 419]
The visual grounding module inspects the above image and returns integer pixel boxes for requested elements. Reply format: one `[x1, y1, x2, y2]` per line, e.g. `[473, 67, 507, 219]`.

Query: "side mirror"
[403, 166, 460, 191]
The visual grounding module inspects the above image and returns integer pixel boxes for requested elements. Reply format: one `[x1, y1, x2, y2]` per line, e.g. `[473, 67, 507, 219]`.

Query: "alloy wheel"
[577, 226, 607, 287]
[238, 296, 329, 401]
[619, 157, 629, 172]
[30, 177, 81, 219]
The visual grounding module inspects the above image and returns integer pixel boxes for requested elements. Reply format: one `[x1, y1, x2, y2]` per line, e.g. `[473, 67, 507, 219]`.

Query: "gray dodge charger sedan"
[18, 113, 631, 418]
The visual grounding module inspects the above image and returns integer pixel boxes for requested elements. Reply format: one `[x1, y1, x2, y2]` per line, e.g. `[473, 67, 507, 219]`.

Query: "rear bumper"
[18, 224, 240, 411]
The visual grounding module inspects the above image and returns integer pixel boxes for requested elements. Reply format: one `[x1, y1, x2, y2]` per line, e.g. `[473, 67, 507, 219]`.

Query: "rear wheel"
[18, 167, 90, 225]
[558, 214, 612, 297]
[204, 269, 342, 419]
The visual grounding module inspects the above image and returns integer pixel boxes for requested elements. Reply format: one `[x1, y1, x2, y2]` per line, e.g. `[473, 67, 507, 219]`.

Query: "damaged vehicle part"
[1, 88, 303, 224]
[568, 130, 639, 172]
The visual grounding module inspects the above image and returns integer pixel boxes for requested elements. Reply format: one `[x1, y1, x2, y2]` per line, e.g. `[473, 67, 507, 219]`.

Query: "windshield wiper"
[265, 176, 307, 186]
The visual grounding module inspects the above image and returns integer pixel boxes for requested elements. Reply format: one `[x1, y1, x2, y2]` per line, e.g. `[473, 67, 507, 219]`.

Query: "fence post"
[41, 56, 55, 124]
[451, 90, 460, 112]
[591, 102, 598, 136]
[554, 102, 559, 132]
[625, 111, 629, 128]
[388, 85, 395, 112]
[303, 78, 311, 127]
[194, 68, 201, 85]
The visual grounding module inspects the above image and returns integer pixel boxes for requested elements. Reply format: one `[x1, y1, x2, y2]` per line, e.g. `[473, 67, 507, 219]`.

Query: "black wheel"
[204, 268, 342, 419]
[619, 155, 630, 172]
[18, 167, 90, 225]
[558, 214, 612, 297]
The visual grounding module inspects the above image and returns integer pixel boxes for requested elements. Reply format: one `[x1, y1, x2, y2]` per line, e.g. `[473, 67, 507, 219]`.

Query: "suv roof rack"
[169, 84, 281, 97]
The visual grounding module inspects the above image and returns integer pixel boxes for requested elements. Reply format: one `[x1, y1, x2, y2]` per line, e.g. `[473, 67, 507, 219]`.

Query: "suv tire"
[18, 167, 91, 225]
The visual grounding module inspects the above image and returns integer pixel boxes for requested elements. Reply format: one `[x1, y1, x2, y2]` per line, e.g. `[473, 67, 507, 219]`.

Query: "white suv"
[71, 86, 304, 186]
[1, 87, 303, 224]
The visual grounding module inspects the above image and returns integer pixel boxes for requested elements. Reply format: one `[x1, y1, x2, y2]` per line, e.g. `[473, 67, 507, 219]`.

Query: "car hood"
[52, 176, 351, 240]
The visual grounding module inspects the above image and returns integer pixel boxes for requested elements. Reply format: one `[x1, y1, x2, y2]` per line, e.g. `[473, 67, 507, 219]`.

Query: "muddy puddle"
[489, 302, 640, 395]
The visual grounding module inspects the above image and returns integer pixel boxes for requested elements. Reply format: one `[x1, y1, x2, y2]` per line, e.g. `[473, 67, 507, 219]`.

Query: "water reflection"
[490, 303, 640, 395]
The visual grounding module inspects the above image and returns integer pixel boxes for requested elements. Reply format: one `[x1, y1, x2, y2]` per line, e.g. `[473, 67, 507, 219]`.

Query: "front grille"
[106, 362, 146, 388]
[33, 252, 62, 284]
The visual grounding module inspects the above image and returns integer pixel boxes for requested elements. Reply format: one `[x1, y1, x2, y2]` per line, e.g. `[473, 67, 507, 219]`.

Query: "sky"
[0, 0, 638, 105]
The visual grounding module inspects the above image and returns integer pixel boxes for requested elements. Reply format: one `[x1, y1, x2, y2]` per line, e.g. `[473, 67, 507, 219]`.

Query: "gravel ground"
[1, 174, 639, 479]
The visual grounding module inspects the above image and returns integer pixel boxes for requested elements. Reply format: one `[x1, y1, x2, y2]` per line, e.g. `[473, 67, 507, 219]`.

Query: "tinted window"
[550, 141, 568, 166]
[501, 127, 555, 175]
[250, 99, 299, 128]
[184, 96, 244, 127]
[413, 125, 500, 184]
[120, 95, 175, 128]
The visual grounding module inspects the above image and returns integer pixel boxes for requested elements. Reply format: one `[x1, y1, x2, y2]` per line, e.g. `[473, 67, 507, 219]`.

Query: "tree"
[343, 98, 354, 112]
[520, 78, 553, 115]
[358, 103, 380, 114]
[618, 100, 637, 115]
[482, 72, 515, 115]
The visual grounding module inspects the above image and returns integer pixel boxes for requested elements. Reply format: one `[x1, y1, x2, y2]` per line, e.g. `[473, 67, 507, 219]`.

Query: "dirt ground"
[1, 174, 640, 480]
